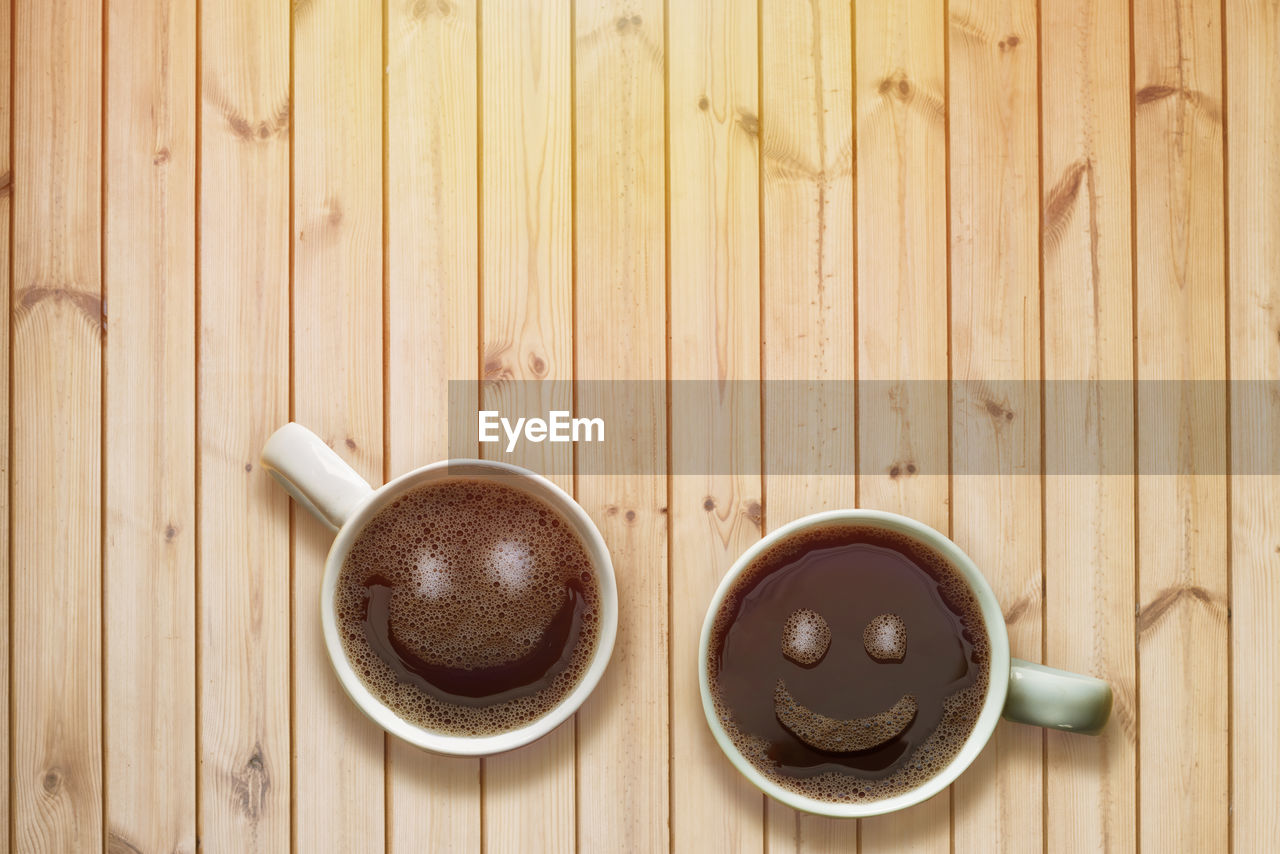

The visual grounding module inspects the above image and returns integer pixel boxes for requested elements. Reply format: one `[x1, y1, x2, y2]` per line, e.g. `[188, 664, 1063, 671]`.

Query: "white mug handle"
[1003, 658, 1113, 735]
[261, 422, 374, 532]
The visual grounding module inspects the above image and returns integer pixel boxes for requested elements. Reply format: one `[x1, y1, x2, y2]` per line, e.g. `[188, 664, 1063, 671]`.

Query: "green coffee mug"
[698, 508, 1111, 817]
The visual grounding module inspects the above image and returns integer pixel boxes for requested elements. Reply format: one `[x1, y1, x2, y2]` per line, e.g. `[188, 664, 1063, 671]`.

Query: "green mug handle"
[1003, 659, 1113, 735]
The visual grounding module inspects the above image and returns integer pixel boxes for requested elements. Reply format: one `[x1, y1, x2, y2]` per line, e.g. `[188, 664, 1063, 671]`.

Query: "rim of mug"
[698, 508, 1011, 818]
[320, 458, 619, 757]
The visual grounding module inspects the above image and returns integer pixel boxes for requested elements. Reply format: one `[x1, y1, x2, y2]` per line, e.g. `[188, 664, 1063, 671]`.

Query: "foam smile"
[774, 681, 918, 753]
[363, 581, 584, 703]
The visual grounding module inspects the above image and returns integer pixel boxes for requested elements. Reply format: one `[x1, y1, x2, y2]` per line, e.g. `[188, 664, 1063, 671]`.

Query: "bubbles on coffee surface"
[774, 682, 918, 752]
[862, 612, 907, 662]
[707, 524, 990, 803]
[336, 478, 601, 736]
[781, 608, 831, 666]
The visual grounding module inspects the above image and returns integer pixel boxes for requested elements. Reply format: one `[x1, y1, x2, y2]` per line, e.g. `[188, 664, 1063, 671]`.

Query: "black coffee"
[336, 478, 602, 736]
[708, 524, 989, 802]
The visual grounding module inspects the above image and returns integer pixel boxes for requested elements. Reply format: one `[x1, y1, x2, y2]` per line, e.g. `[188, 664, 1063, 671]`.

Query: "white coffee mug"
[262, 422, 618, 756]
[699, 509, 1112, 817]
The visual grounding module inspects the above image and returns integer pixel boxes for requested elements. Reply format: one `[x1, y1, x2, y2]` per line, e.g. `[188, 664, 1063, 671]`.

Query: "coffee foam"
[781, 608, 831, 666]
[774, 681, 918, 752]
[336, 478, 601, 736]
[708, 523, 991, 803]
[863, 612, 907, 662]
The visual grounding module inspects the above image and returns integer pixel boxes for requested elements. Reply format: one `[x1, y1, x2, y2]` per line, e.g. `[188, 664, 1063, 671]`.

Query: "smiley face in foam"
[336, 478, 604, 736]
[707, 524, 990, 803]
[776, 609, 917, 752]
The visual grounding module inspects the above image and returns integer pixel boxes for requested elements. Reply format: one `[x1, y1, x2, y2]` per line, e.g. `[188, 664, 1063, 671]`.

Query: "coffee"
[336, 477, 602, 736]
[708, 524, 989, 802]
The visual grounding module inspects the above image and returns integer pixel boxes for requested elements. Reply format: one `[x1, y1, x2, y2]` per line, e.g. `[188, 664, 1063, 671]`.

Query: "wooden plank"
[11, 0, 103, 848]
[572, 0, 668, 849]
[758, 0, 856, 849]
[854, 0, 951, 851]
[1038, 0, 1137, 851]
[0, 0, 10, 847]
[478, 0, 575, 850]
[1132, 0, 1228, 850]
[103, 0, 197, 851]
[667, 0, 763, 850]
[1227, 2, 1280, 848]
[291, 0, 385, 850]
[385, 0, 481, 849]
[946, 0, 1043, 851]
[197, 0, 292, 849]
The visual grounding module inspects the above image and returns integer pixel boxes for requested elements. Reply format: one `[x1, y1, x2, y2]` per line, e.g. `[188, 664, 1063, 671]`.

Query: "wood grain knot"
[0, 169, 11, 196]
[1003, 593, 1035, 625]
[483, 344, 516, 382]
[229, 744, 271, 823]
[888, 462, 918, 479]
[736, 111, 759, 137]
[1135, 84, 1221, 124]
[877, 71, 911, 101]
[153, 147, 170, 165]
[624, 509, 637, 523]
[744, 500, 762, 527]
[299, 198, 344, 242]
[483, 357, 508, 381]
[165, 524, 178, 542]
[616, 13, 642, 32]
[244, 462, 254, 473]
[527, 352, 549, 377]
[873, 71, 944, 125]
[324, 197, 343, 227]
[107, 831, 144, 854]
[42, 767, 62, 795]
[207, 85, 290, 144]
[997, 34, 1020, 51]
[1138, 584, 1226, 634]
[703, 497, 716, 511]
[949, 11, 988, 47]
[16, 286, 105, 334]
[983, 398, 1015, 422]
[697, 95, 709, 111]
[411, 0, 452, 19]
[1043, 159, 1091, 253]
[1136, 84, 1178, 105]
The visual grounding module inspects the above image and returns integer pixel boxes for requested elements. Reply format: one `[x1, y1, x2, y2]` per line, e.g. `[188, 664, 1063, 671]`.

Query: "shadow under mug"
[261, 422, 619, 756]
[699, 508, 1112, 818]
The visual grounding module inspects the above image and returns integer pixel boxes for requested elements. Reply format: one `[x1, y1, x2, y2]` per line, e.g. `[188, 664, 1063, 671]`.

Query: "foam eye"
[863, 613, 907, 661]
[782, 608, 831, 665]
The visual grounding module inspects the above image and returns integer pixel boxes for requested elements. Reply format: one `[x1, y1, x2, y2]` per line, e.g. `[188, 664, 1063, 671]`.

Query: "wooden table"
[6, 0, 1277, 851]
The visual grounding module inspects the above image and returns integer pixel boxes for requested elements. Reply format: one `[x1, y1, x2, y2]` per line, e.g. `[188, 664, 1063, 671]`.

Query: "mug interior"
[698, 509, 1010, 818]
[322, 459, 618, 756]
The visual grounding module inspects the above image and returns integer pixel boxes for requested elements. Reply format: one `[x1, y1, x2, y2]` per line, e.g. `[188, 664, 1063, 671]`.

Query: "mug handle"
[261, 422, 375, 532]
[1003, 659, 1113, 735]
